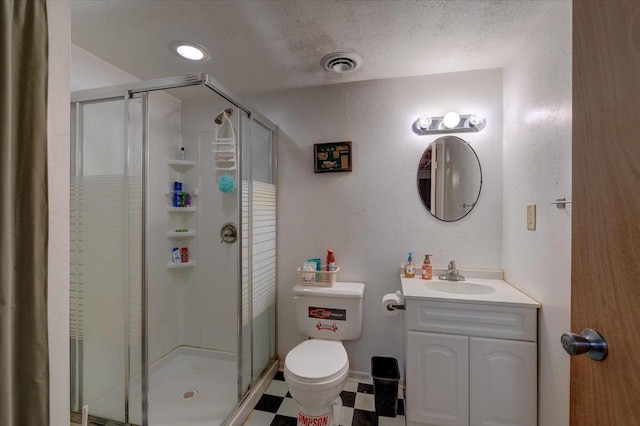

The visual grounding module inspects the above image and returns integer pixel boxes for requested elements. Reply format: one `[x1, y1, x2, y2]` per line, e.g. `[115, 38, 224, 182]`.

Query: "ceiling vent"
[321, 52, 363, 73]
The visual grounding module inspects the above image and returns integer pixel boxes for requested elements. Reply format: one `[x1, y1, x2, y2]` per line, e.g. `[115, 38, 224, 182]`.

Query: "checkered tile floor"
[243, 372, 405, 426]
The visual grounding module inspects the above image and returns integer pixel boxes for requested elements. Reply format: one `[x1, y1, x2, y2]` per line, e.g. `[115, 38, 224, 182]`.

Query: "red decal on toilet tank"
[316, 321, 338, 332]
[308, 307, 346, 321]
[298, 412, 329, 426]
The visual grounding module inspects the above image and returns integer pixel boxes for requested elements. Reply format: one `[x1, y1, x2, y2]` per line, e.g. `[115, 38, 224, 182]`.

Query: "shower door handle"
[220, 222, 238, 244]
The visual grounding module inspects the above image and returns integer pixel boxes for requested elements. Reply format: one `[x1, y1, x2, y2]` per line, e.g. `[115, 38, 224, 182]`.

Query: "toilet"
[284, 282, 365, 426]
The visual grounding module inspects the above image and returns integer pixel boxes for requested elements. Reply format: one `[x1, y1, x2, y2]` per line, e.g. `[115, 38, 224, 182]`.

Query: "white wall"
[178, 95, 241, 354]
[145, 93, 182, 363]
[502, 2, 572, 425]
[71, 45, 138, 92]
[47, 1, 71, 424]
[248, 69, 504, 373]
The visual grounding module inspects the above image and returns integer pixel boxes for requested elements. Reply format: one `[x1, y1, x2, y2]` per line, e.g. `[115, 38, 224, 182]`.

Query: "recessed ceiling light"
[174, 42, 209, 61]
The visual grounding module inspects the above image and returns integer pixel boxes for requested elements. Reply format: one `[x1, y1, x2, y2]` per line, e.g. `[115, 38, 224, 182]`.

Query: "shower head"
[214, 108, 234, 124]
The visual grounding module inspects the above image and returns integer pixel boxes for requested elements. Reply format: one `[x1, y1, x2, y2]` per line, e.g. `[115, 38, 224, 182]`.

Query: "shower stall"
[69, 74, 277, 425]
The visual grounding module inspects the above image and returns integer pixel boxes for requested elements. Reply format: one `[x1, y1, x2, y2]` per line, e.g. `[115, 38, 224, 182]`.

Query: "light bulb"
[442, 111, 461, 129]
[467, 113, 485, 128]
[417, 116, 432, 130]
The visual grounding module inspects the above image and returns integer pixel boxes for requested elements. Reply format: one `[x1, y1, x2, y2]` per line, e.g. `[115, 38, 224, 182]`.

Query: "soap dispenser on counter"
[421, 254, 433, 280]
[404, 251, 416, 278]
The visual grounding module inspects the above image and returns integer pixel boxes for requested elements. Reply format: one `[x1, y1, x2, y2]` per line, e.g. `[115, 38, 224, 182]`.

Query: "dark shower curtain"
[0, 0, 50, 425]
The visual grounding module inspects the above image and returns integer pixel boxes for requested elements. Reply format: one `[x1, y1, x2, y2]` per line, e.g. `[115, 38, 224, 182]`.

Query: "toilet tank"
[292, 282, 365, 340]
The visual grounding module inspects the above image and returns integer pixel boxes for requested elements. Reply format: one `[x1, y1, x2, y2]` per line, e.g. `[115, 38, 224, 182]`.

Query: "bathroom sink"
[400, 274, 541, 307]
[425, 281, 496, 295]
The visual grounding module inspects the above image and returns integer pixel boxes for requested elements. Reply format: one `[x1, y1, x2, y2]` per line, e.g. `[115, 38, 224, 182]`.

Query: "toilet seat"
[285, 339, 349, 383]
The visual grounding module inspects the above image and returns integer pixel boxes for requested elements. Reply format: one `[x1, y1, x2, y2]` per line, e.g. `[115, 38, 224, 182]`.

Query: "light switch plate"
[527, 204, 536, 230]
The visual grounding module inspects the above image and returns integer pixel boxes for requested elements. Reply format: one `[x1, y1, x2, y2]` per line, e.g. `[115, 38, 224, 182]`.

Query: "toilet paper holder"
[387, 304, 405, 311]
[382, 291, 405, 315]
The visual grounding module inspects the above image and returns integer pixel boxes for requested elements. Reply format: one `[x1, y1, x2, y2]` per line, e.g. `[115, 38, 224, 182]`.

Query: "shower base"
[91, 346, 238, 426]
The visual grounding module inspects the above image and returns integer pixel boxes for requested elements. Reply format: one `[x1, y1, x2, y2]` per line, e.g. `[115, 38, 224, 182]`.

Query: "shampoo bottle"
[421, 254, 433, 280]
[404, 251, 416, 278]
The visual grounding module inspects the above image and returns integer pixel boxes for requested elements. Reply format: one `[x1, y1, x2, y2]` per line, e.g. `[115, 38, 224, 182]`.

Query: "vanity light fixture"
[412, 111, 486, 135]
[174, 41, 210, 61]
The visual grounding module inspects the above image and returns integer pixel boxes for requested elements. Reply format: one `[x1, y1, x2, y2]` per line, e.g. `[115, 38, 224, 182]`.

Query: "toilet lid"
[285, 340, 348, 381]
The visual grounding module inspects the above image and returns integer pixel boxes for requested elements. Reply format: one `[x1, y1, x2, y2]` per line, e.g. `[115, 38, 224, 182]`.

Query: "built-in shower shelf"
[166, 231, 196, 238]
[166, 261, 197, 269]
[167, 159, 196, 168]
[167, 207, 196, 213]
[163, 187, 200, 196]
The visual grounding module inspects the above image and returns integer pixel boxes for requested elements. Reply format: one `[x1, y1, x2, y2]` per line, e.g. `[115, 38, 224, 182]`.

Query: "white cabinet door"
[469, 337, 537, 426]
[407, 331, 469, 426]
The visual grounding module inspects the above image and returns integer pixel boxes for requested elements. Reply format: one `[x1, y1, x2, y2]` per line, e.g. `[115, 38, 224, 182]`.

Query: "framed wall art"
[314, 141, 352, 173]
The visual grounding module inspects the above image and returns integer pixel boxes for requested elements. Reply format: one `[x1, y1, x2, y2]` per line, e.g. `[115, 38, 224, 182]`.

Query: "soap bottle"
[421, 254, 433, 280]
[404, 251, 416, 278]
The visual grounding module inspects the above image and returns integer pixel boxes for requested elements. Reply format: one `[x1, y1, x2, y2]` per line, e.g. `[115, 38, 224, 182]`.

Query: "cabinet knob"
[560, 328, 607, 361]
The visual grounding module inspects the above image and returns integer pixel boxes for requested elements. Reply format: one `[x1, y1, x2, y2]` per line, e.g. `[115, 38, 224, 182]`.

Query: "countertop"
[400, 274, 541, 308]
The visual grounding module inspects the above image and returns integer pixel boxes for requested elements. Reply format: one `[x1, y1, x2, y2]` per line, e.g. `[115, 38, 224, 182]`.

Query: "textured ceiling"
[71, 0, 554, 96]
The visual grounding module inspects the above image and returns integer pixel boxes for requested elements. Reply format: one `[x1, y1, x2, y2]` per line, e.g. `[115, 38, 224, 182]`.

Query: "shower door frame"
[70, 74, 278, 426]
[69, 93, 139, 426]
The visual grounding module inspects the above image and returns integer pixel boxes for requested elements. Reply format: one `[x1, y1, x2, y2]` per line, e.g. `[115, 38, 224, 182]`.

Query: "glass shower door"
[70, 96, 143, 425]
[249, 119, 277, 382]
[239, 115, 278, 395]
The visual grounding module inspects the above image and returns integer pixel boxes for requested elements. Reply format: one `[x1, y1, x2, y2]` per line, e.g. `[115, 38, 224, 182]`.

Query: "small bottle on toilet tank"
[326, 249, 336, 271]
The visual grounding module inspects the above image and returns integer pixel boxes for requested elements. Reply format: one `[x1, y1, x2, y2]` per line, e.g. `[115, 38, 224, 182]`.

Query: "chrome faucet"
[439, 260, 465, 281]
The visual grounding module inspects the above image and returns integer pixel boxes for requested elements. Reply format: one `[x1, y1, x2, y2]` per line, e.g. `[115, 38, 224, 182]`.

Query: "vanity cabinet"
[469, 337, 536, 425]
[407, 331, 469, 426]
[405, 299, 538, 426]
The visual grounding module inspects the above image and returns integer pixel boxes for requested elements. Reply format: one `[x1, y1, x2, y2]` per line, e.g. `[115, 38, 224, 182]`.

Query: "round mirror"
[417, 136, 482, 222]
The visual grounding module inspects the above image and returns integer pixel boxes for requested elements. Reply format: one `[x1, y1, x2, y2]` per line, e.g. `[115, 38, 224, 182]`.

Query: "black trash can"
[371, 356, 400, 417]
